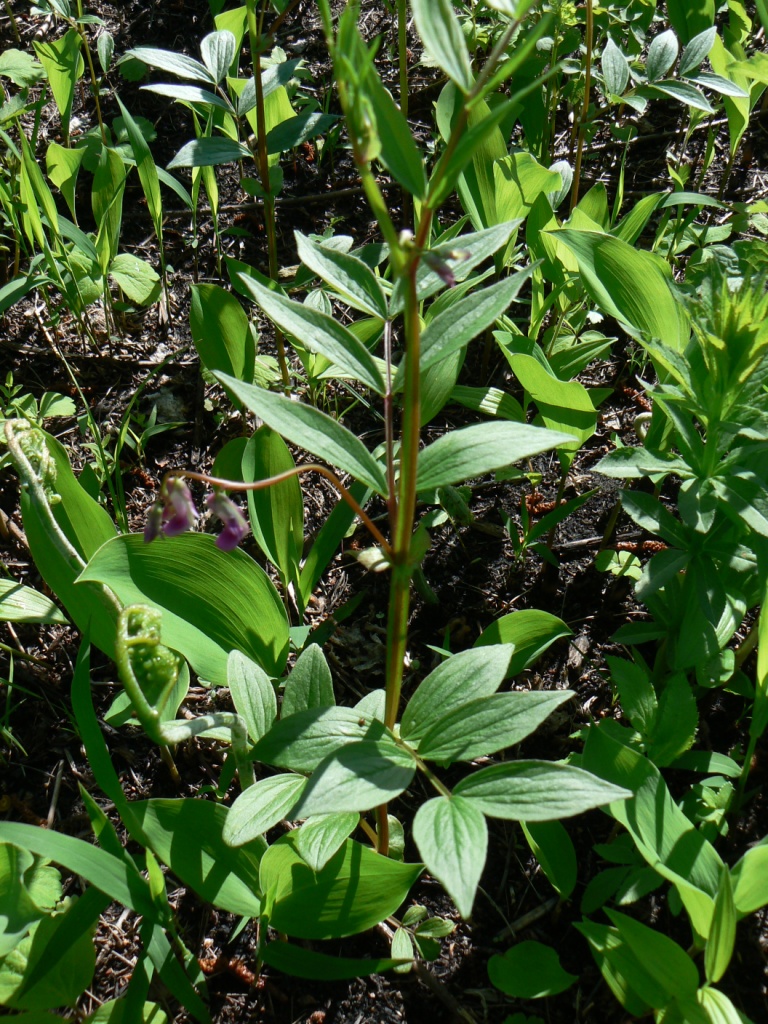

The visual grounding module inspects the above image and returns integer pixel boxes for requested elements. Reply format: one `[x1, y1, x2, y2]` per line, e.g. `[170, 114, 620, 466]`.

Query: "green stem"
[570, 0, 593, 211]
[246, 0, 290, 390]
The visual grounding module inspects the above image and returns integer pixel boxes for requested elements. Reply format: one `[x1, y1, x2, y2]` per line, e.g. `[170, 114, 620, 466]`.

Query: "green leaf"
[109, 254, 160, 306]
[223, 774, 307, 847]
[85, 999, 167, 1023]
[454, 760, 631, 820]
[115, 97, 163, 241]
[251, 706, 386, 772]
[507, 353, 597, 450]
[0, 822, 153, 917]
[260, 834, 422, 939]
[141, 82, 233, 111]
[488, 941, 577, 998]
[215, 373, 388, 494]
[0, 889, 102, 1011]
[697, 986, 753, 1024]
[555, 229, 689, 351]
[602, 38, 629, 95]
[679, 27, 716, 76]
[241, 426, 303, 593]
[45, 142, 85, 221]
[0, 580, 67, 624]
[295, 231, 387, 319]
[521, 821, 577, 898]
[400, 645, 514, 744]
[575, 919, 654, 1016]
[412, 0, 473, 93]
[705, 866, 736, 983]
[124, 46, 215, 83]
[412, 796, 486, 919]
[282, 644, 335, 718]
[607, 909, 699, 1003]
[646, 29, 679, 83]
[358, 55, 427, 200]
[190, 282, 254, 382]
[167, 137, 250, 168]
[130, 799, 263, 916]
[265, 112, 337, 154]
[731, 843, 768, 916]
[607, 656, 657, 737]
[262, 941, 407, 980]
[0, 845, 45, 957]
[412, 271, 533, 378]
[416, 422, 572, 490]
[293, 813, 360, 872]
[0, 48, 44, 87]
[646, 672, 697, 767]
[77, 533, 289, 682]
[293, 736, 416, 816]
[227, 649, 277, 744]
[200, 30, 236, 83]
[33, 29, 83, 136]
[416, 691, 573, 763]
[646, 80, 714, 112]
[666, 0, 715, 43]
[474, 609, 572, 675]
[234, 273, 384, 393]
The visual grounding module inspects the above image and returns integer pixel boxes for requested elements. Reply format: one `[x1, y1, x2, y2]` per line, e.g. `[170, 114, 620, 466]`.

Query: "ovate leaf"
[413, 796, 486, 919]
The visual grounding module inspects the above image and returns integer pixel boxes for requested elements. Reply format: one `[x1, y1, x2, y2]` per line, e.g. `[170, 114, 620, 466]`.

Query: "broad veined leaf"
[731, 843, 768, 916]
[45, 142, 85, 221]
[130, 799, 264, 916]
[115, 97, 163, 241]
[0, 845, 46, 957]
[190, 282, 254, 382]
[644, 80, 714, 112]
[679, 27, 717, 76]
[602, 38, 630, 95]
[215, 373, 388, 494]
[234, 273, 384, 393]
[493, 152, 563, 225]
[33, 29, 83, 135]
[400, 645, 515, 743]
[293, 813, 360, 872]
[251, 706, 387, 772]
[705, 866, 736, 984]
[0, 823, 154, 917]
[416, 422, 572, 490]
[223, 774, 308, 847]
[575, 919, 655, 1016]
[555, 229, 689, 351]
[488, 941, 577, 997]
[227, 649, 277, 744]
[109, 254, 160, 306]
[240, 426, 303, 595]
[262, 941, 407, 979]
[522, 820, 577, 898]
[0, 580, 67, 624]
[454, 760, 631, 819]
[292, 735, 416, 816]
[412, 796, 487, 919]
[0, 48, 44, 88]
[416, 691, 573, 763]
[646, 29, 679, 83]
[474, 609, 572, 676]
[295, 231, 387, 319]
[281, 644, 335, 718]
[77, 533, 289, 682]
[507, 353, 597, 449]
[261, 834, 422, 938]
[606, 909, 699, 1004]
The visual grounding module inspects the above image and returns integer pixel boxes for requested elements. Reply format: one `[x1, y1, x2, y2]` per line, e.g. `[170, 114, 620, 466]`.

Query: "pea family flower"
[144, 477, 198, 543]
[206, 491, 249, 551]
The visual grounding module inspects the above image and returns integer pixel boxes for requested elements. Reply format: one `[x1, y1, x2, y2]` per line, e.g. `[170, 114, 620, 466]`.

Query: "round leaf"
[488, 941, 577, 998]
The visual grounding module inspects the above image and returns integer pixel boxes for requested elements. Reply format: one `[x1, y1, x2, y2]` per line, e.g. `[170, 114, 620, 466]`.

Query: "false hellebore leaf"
[413, 796, 487, 919]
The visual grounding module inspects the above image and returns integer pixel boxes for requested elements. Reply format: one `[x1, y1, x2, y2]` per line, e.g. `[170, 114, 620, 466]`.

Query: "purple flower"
[144, 501, 164, 543]
[206, 491, 249, 552]
[162, 478, 198, 537]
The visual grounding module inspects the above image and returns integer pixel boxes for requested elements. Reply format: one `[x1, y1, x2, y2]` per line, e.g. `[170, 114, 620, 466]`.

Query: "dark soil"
[2, 1, 768, 1023]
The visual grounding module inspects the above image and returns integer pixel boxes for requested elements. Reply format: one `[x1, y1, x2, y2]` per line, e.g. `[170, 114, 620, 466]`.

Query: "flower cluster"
[144, 478, 249, 552]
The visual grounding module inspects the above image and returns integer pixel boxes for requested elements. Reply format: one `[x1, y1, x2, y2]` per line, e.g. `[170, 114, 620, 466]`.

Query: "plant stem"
[570, 0, 593, 211]
[246, 0, 290, 390]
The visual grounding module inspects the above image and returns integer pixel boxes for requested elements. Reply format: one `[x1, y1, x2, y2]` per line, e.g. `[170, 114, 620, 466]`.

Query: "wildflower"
[163, 478, 198, 537]
[144, 477, 198, 543]
[206, 491, 249, 551]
